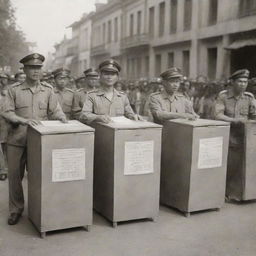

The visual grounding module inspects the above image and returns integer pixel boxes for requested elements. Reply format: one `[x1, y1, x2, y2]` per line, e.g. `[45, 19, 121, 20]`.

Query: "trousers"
[7, 145, 26, 214]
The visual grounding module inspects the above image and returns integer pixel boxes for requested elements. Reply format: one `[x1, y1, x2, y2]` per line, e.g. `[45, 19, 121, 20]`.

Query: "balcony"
[91, 44, 109, 56]
[121, 34, 150, 50]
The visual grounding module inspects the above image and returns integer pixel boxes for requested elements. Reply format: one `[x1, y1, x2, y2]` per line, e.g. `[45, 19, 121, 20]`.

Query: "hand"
[25, 119, 41, 126]
[134, 115, 146, 121]
[233, 118, 247, 124]
[182, 113, 197, 121]
[60, 117, 68, 123]
[97, 115, 112, 123]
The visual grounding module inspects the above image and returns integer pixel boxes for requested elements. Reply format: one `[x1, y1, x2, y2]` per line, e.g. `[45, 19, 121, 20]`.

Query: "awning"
[225, 38, 256, 50]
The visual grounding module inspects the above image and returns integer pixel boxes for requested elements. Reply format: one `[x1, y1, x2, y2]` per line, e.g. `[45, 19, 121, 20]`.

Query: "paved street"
[0, 176, 255, 256]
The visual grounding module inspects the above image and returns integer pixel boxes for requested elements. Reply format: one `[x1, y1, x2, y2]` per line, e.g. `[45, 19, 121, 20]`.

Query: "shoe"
[8, 213, 22, 225]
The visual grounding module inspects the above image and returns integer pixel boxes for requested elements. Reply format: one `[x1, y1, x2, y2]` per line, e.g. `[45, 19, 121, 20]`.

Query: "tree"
[0, 0, 29, 72]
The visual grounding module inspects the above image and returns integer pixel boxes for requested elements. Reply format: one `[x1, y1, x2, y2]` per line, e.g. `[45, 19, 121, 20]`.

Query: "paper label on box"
[52, 148, 86, 182]
[198, 137, 223, 169]
[124, 141, 154, 175]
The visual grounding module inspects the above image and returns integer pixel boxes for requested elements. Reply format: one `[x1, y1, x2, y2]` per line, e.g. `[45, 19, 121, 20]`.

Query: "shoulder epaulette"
[88, 89, 98, 94]
[10, 82, 22, 88]
[150, 92, 161, 97]
[219, 90, 227, 95]
[65, 88, 74, 93]
[41, 81, 53, 89]
[244, 91, 254, 97]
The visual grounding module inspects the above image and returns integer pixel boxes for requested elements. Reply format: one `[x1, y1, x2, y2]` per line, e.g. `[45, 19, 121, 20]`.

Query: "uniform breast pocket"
[63, 102, 72, 113]
[115, 107, 124, 116]
[16, 100, 29, 118]
[240, 107, 249, 116]
[38, 101, 48, 118]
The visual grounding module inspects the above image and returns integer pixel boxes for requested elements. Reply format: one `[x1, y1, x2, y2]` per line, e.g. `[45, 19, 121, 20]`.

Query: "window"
[170, 0, 177, 34]
[183, 50, 190, 77]
[114, 17, 118, 42]
[168, 52, 174, 68]
[155, 54, 162, 76]
[159, 2, 165, 37]
[108, 20, 112, 43]
[103, 23, 106, 44]
[149, 7, 155, 37]
[145, 56, 149, 76]
[137, 11, 142, 35]
[207, 48, 217, 79]
[239, 0, 256, 17]
[130, 14, 134, 36]
[208, 0, 218, 25]
[84, 28, 89, 50]
[184, 0, 192, 31]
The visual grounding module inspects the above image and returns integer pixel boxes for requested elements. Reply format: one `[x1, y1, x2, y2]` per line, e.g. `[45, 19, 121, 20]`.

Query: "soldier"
[149, 68, 199, 124]
[80, 59, 142, 124]
[3, 53, 67, 225]
[73, 68, 99, 120]
[53, 68, 74, 120]
[0, 73, 9, 180]
[215, 69, 256, 131]
[215, 69, 256, 200]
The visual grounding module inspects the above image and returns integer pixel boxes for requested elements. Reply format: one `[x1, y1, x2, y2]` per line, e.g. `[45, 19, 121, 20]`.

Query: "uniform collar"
[96, 88, 121, 97]
[21, 81, 45, 91]
[227, 89, 246, 99]
[54, 87, 66, 93]
[161, 89, 181, 102]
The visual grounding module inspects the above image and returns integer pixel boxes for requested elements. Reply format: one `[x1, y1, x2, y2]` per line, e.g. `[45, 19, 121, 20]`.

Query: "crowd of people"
[0, 52, 256, 225]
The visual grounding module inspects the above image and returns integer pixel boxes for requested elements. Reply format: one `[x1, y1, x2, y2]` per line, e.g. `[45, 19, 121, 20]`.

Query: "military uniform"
[3, 53, 66, 220]
[215, 69, 256, 200]
[72, 88, 88, 120]
[149, 90, 194, 124]
[53, 68, 75, 119]
[80, 88, 135, 124]
[80, 60, 136, 124]
[73, 68, 99, 119]
[54, 87, 74, 119]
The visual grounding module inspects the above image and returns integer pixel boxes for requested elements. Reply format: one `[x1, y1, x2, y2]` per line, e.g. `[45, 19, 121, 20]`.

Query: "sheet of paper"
[110, 116, 135, 124]
[198, 137, 223, 169]
[41, 121, 76, 126]
[52, 148, 86, 182]
[124, 141, 154, 175]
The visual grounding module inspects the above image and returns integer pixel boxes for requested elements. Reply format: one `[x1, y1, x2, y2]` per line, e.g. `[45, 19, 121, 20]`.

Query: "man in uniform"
[0, 73, 10, 180]
[80, 59, 142, 124]
[53, 68, 74, 120]
[73, 68, 99, 119]
[149, 67, 199, 125]
[3, 53, 67, 225]
[215, 69, 256, 200]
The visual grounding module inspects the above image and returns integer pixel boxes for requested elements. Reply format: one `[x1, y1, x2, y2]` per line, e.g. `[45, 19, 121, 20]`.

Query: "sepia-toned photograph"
[0, 0, 256, 255]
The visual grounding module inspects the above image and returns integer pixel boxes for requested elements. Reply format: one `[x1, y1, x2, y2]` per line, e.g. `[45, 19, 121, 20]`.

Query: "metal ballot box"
[27, 120, 94, 238]
[161, 119, 230, 217]
[227, 121, 256, 201]
[92, 119, 162, 227]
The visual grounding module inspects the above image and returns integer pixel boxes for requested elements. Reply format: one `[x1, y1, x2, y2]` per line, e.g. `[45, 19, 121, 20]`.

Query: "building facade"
[52, 0, 256, 79]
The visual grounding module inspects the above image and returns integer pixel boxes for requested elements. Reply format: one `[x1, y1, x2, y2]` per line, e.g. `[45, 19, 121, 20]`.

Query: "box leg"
[184, 212, 190, 218]
[40, 232, 46, 239]
[150, 216, 158, 222]
[112, 222, 117, 228]
[0, 173, 7, 181]
[84, 225, 91, 232]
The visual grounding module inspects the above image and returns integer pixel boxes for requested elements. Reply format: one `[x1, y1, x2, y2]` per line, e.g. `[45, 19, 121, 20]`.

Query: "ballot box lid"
[167, 118, 229, 127]
[97, 120, 162, 130]
[29, 120, 95, 135]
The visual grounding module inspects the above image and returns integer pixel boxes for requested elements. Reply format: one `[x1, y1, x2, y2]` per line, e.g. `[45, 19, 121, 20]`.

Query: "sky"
[11, 0, 102, 55]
